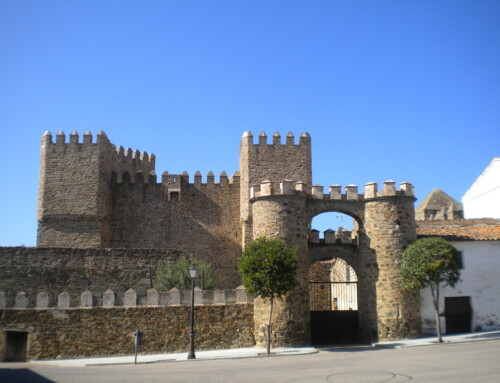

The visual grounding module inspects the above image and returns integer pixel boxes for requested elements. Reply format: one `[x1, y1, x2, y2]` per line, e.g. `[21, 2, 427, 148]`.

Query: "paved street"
[1, 339, 499, 383]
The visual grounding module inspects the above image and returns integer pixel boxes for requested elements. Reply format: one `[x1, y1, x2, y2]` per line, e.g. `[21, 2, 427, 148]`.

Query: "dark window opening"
[170, 192, 179, 201]
[457, 251, 464, 269]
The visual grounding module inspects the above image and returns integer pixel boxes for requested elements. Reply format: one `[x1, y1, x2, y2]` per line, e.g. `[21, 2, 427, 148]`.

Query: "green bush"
[154, 257, 217, 291]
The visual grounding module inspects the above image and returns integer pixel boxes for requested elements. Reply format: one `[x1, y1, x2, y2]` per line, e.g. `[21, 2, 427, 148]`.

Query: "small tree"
[400, 237, 461, 343]
[238, 237, 298, 354]
[154, 257, 217, 291]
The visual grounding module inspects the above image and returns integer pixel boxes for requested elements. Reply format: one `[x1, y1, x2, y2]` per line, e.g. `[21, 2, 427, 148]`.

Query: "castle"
[0, 130, 421, 360]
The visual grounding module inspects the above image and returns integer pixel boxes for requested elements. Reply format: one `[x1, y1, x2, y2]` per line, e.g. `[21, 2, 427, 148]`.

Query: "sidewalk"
[28, 330, 500, 367]
[374, 329, 500, 349]
[29, 346, 318, 367]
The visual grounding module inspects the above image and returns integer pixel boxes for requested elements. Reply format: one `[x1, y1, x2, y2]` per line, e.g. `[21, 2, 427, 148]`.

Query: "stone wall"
[36, 131, 243, 287]
[110, 177, 242, 287]
[308, 260, 334, 282]
[0, 303, 254, 360]
[0, 247, 225, 307]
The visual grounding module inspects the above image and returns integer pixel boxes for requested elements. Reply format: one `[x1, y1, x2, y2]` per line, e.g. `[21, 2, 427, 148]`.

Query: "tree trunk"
[267, 297, 274, 355]
[430, 284, 443, 343]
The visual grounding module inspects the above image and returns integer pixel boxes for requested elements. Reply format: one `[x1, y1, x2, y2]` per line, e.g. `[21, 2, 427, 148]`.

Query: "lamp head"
[189, 264, 198, 279]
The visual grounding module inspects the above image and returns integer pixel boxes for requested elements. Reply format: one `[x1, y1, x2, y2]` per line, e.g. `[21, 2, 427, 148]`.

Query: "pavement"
[28, 330, 500, 367]
[374, 329, 500, 348]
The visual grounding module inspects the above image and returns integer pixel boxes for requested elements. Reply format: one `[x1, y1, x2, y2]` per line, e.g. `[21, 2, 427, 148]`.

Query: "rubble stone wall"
[110, 180, 241, 287]
[0, 247, 185, 307]
[0, 303, 254, 360]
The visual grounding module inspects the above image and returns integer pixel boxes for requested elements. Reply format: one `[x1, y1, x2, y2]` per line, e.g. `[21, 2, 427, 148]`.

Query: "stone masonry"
[0, 288, 254, 360]
[0, 130, 422, 360]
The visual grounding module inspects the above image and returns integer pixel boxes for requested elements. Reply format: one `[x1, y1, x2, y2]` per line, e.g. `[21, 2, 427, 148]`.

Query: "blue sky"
[0, 1, 498, 246]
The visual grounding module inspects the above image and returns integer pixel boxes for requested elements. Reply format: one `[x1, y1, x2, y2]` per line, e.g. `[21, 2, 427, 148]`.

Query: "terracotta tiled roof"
[416, 224, 500, 241]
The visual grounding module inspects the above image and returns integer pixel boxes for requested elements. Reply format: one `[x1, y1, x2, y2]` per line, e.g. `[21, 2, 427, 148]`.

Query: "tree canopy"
[400, 237, 461, 291]
[238, 237, 298, 299]
[400, 237, 461, 343]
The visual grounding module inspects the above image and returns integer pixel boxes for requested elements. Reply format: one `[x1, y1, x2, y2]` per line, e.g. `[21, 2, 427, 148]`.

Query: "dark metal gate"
[309, 282, 359, 345]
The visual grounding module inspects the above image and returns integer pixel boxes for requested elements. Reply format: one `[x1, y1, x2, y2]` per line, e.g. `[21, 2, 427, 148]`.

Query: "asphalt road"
[1, 339, 499, 383]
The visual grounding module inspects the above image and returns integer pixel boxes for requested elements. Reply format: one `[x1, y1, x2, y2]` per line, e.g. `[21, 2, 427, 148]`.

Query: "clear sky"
[0, 1, 498, 246]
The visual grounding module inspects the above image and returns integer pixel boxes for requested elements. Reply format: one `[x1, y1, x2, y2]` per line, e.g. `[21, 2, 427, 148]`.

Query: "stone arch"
[307, 199, 365, 230]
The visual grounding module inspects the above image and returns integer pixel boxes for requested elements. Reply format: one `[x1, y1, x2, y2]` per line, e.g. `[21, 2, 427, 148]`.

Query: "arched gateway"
[240, 132, 421, 347]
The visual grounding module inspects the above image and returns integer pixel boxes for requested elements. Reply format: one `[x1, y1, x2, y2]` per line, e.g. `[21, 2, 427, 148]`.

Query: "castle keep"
[1, 130, 421, 360]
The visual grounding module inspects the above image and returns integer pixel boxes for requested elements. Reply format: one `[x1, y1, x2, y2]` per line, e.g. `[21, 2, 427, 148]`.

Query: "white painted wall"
[462, 158, 500, 219]
[420, 240, 500, 335]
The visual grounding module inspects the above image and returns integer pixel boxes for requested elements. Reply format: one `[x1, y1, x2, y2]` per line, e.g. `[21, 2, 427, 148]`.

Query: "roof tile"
[416, 224, 500, 241]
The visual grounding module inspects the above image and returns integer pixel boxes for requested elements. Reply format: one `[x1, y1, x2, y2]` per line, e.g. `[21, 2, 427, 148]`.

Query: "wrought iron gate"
[309, 282, 359, 345]
[309, 282, 358, 311]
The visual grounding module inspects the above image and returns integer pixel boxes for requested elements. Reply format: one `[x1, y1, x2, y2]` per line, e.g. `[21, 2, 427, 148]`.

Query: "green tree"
[400, 237, 461, 343]
[238, 237, 298, 354]
[154, 257, 217, 291]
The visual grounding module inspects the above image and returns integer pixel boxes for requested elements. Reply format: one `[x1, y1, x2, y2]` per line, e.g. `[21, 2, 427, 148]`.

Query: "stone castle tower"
[37, 130, 420, 345]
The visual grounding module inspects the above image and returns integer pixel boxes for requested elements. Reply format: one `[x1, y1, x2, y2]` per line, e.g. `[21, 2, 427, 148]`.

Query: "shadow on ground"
[0, 368, 54, 383]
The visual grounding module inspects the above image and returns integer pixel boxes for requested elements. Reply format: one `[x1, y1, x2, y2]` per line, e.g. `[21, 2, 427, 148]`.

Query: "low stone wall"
[0, 286, 253, 309]
[0, 303, 254, 360]
[0, 247, 242, 308]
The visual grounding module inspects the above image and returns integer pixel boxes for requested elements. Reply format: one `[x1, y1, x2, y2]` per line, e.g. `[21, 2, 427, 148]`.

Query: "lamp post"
[187, 263, 198, 359]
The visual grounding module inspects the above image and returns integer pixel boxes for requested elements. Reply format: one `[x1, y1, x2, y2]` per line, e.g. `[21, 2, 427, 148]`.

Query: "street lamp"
[187, 263, 198, 359]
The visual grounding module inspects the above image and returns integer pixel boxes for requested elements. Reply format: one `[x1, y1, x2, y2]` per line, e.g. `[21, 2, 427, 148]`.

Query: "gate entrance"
[310, 281, 359, 345]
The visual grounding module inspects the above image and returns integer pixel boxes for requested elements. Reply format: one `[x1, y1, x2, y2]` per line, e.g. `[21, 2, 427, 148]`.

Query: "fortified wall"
[36, 130, 241, 286]
[0, 287, 254, 360]
[1, 130, 422, 360]
[35, 130, 313, 287]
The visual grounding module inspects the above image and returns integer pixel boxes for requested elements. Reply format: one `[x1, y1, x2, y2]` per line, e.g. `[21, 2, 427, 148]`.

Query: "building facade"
[417, 220, 500, 335]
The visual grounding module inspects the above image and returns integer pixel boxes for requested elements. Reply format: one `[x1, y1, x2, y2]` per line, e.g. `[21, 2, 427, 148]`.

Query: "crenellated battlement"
[242, 130, 311, 146]
[41, 130, 155, 165]
[112, 170, 240, 186]
[115, 145, 155, 164]
[42, 130, 111, 146]
[0, 287, 253, 309]
[250, 179, 415, 201]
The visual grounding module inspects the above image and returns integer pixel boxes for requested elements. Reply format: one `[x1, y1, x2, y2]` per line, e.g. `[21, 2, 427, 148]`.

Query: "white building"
[417, 156, 500, 336]
[462, 157, 500, 219]
[417, 223, 500, 335]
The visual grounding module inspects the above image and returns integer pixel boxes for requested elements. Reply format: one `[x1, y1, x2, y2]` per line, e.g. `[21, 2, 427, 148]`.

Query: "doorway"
[4, 330, 28, 362]
[445, 297, 472, 334]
